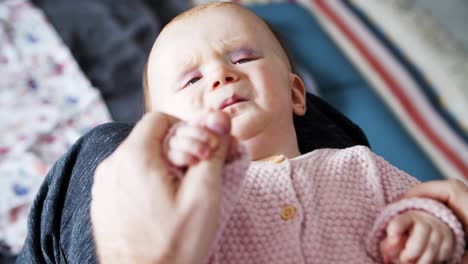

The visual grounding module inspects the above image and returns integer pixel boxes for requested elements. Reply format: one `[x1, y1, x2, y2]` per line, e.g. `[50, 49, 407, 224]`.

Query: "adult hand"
[403, 179, 468, 262]
[91, 111, 232, 264]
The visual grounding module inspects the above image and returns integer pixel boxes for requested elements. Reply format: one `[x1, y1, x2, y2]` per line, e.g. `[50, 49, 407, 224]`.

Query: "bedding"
[0, 0, 110, 255]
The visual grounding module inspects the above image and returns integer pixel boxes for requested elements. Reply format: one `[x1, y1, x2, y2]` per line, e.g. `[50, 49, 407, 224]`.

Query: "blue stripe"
[341, 0, 467, 142]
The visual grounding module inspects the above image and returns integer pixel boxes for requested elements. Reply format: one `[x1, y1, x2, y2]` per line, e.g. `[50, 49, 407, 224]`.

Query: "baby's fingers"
[380, 236, 406, 263]
[176, 125, 219, 149]
[169, 131, 215, 160]
[415, 231, 441, 264]
[167, 134, 206, 166]
[437, 227, 455, 262]
[400, 221, 431, 263]
[383, 213, 414, 263]
[167, 149, 199, 167]
[386, 213, 414, 241]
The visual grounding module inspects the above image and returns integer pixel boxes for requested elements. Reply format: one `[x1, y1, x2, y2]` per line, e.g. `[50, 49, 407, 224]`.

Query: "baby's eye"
[186, 77, 201, 86]
[233, 57, 255, 65]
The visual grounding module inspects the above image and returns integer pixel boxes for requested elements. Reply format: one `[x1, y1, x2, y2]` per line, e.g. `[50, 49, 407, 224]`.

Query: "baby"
[144, 2, 465, 263]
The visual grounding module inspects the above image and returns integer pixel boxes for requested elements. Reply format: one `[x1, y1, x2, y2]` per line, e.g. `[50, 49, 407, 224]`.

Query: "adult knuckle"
[449, 178, 466, 191]
[134, 113, 155, 132]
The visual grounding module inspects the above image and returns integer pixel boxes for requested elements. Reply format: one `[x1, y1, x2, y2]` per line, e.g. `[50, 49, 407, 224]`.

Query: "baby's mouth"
[219, 95, 247, 110]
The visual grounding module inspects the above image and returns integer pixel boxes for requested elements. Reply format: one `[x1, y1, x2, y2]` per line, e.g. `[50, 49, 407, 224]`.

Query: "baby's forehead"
[165, 6, 267, 39]
[152, 18, 246, 65]
[152, 9, 272, 59]
[170, 4, 263, 29]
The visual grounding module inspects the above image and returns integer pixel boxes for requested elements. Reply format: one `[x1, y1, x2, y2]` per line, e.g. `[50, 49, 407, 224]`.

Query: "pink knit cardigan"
[163, 128, 465, 263]
[206, 145, 465, 263]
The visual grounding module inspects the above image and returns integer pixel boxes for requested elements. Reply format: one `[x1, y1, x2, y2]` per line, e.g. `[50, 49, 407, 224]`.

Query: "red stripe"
[313, 0, 467, 178]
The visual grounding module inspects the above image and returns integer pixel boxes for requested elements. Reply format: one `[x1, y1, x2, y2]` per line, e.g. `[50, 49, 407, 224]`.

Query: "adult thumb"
[178, 111, 232, 201]
[204, 111, 232, 160]
[170, 112, 232, 262]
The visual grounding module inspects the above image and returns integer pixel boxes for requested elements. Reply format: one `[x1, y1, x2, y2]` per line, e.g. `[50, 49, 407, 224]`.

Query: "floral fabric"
[0, 0, 111, 254]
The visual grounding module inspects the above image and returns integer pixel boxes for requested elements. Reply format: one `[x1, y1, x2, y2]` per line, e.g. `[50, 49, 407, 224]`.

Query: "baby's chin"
[230, 114, 267, 142]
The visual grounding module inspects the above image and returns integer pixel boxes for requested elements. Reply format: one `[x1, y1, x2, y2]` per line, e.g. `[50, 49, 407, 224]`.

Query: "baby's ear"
[290, 73, 306, 116]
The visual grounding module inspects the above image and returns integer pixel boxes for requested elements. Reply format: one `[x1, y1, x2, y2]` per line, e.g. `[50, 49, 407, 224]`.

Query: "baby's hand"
[380, 210, 454, 264]
[165, 122, 220, 167]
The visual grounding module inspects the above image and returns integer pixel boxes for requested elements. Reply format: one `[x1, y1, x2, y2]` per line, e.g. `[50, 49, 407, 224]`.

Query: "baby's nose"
[211, 67, 239, 89]
[212, 75, 235, 89]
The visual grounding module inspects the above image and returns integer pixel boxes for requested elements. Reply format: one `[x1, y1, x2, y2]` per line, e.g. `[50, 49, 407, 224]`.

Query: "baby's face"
[147, 5, 305, 155]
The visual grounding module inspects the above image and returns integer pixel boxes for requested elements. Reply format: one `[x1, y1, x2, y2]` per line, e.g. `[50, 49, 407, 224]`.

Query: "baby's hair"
[142, 2, 295, 111]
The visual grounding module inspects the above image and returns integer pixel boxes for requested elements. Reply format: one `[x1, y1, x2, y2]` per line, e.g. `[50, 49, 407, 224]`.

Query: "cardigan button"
[280, 205, 296, 221]
[266, 155, 285, 164]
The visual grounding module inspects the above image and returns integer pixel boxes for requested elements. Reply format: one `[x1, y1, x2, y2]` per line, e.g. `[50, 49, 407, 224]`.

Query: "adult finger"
[129, 112, 183, 185]
[203, 111, 232, 136]
[176, 111, 231, 216]
[403, 179, 468, 233]
[128, 112, 180, 151]
[170, 111, 232, 263]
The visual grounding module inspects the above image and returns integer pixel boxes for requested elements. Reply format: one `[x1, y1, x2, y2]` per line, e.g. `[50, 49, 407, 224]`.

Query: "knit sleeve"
[364, 151, 466, 263]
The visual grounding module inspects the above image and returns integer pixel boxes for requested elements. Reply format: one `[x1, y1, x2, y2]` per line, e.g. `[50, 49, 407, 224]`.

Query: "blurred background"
[1, 0, 467, 262]
[416, 0, 468, 51]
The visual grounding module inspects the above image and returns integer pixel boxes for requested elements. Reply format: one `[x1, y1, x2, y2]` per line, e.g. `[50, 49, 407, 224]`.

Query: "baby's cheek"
[157, 95, 195, 120]
[179, 92, 206, 119]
